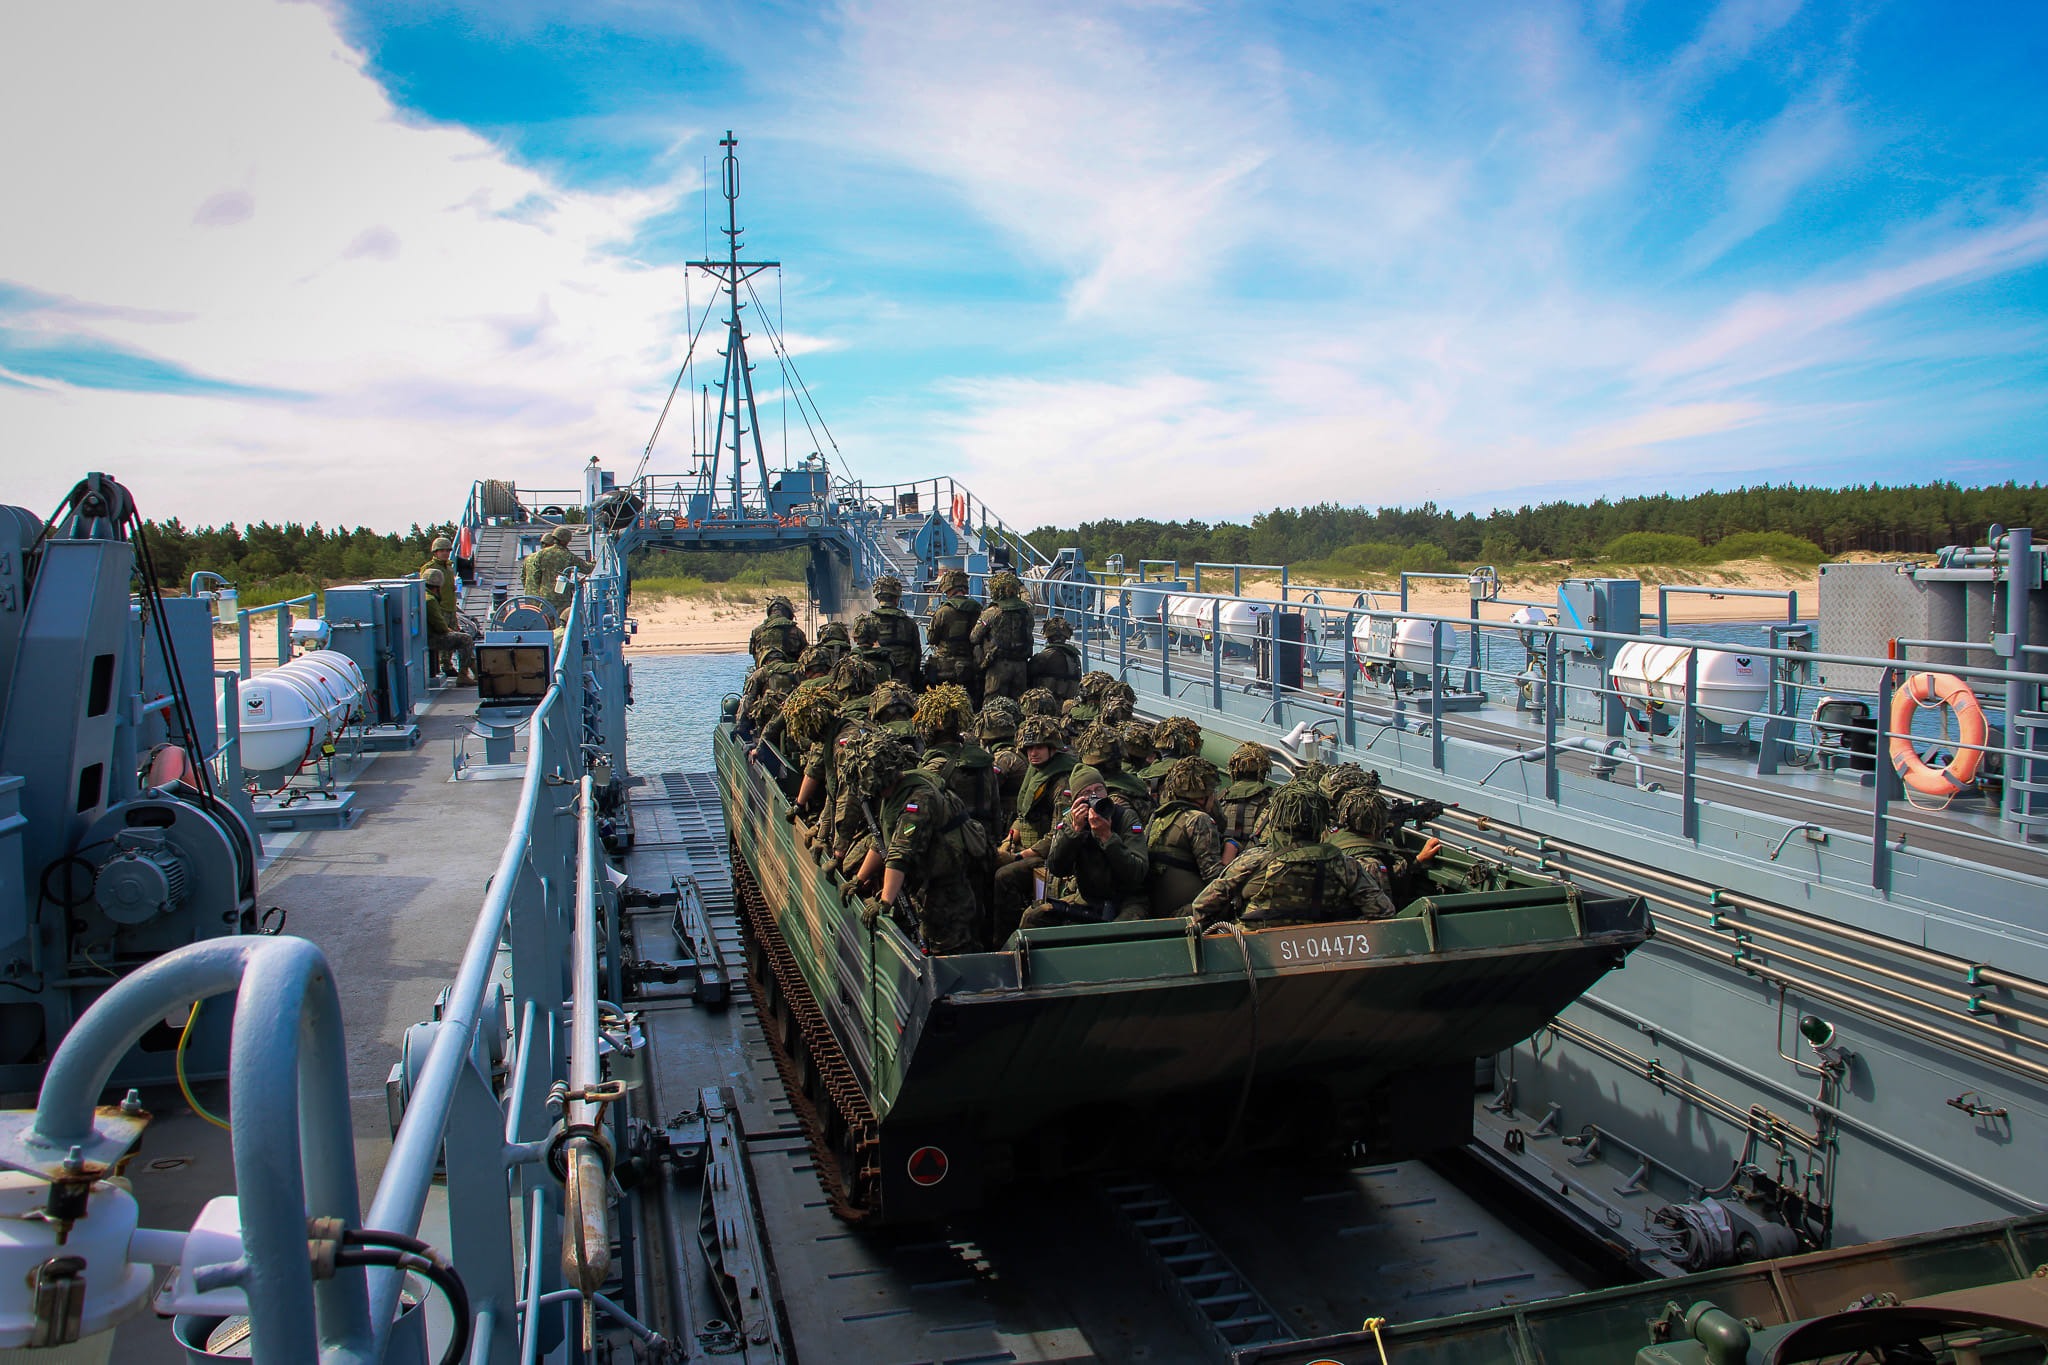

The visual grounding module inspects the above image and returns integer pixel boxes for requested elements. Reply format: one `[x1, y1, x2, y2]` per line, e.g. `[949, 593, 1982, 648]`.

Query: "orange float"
[1888, 671, 1987, 795]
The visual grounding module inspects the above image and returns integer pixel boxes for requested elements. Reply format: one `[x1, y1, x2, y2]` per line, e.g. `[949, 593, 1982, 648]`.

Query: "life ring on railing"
[455, 524, 473, 559]
[1889, 671, 1986, 795]
[950, 493, 967, 529]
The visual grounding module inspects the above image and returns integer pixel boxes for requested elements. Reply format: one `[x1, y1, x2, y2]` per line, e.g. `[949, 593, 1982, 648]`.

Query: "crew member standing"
[970, 571, 1036, 703]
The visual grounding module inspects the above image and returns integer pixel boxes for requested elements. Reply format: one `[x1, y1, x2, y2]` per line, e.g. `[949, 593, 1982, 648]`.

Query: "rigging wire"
[627, 285, 724, 491]
[742, 274, 848, 481]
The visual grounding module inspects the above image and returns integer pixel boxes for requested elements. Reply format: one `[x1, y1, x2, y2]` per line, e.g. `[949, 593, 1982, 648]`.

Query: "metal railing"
[235, 593, 318, 678]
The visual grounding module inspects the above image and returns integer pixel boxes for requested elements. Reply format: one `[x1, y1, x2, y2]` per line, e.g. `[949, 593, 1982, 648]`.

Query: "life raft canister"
[1888, 671, 1987, 795]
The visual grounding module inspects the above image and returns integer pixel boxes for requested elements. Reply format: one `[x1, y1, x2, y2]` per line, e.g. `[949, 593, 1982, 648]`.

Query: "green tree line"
[139, 519, 455, 606]
[1024, 481, 2048, 570]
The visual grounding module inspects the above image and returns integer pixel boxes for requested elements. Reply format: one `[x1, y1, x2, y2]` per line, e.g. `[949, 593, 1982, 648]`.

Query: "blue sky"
[2, 1, 2044, 531]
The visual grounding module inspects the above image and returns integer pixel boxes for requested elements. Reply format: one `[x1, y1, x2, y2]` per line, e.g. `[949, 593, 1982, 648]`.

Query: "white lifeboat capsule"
[1610, 641, 1767, 728]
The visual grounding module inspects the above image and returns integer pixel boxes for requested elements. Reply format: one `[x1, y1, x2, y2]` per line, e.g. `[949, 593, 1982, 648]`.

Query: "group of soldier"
[736, 577, 1448, 958]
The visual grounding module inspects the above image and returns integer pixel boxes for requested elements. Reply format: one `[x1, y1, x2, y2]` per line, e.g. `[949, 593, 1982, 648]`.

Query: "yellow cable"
[1363, 1316, 1390, 1365]
[177, 1002, 232, 1131]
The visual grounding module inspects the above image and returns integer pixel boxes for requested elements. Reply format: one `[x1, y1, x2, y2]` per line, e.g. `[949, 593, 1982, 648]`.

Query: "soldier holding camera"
[1015, 765, 1151, 931]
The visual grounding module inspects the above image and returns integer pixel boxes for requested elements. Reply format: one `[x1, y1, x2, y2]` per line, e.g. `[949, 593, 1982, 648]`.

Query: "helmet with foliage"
[1077, 724, 1124, 768]
[977, 696, 1023, 739]
[831, 654, 879, 697]
[1159, 755, 1220, 806]
[851, 732, 916, 797]
[1016, 715, 1064, 751]
[1227, 740, 1271, 781]
[1120, 721, 1156, 768]
[1321, 762, 1371, 803]
[766, 594, 796, 619]
[914, 683, 975, 739]
[868, 679, 917, 721]
[852, 612, 881, 645]
[1019, 687, 1061, 718]
[1335, 788, 1392, 840]
[1152, 716, 1202, 760]
[1266, 785, 1330, 846]
[940, 569, 970, 595]
[796, 645, 832, 675]
[1293, 761, 1333, 792]
[779, 679, 845, 747]
[1099, 681, 1137, 723]
[819, 620, 851, 644]
[989, 571, 1023, 600]
[1043, 616, 1073, 642]
[872, 575, 904, 601]
[1078, 670, 1116, 702]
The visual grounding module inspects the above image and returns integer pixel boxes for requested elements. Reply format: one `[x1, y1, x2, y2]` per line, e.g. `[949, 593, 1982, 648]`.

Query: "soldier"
[968, 571, 1036, 702]
[1076, 724, 1153, 824]
[852, 613, 894, 674]
[737, 646, 799, 736]
[1139, 716, 1204, 800]
[914, 684, 1001, 831]
[816, 620, 853, 667]
[1120, 720, 1157, 775]
[828, 654, 881, 724]
[418, 534, 460, 677]
[1328, 788, 1445, 905]
[771, 677, 845, 813]
[1007, 765, 1151, 931]
[420, 568, 475, 686]
[1061, 670, 1115, 741]
[1006, 715, 1076, 851]
[1146, 757, 1226, 918]
[1028, 616, 1084, 703]
[868, 679, 919, 742]
[1215, 741, 1278, 863]
[1099, 680, 1138, 726]
[1321, 762, 1372, 808]
[850, 733, 990, 956]
[868, 575, 924, 689]
[521, 525, 594, 617]
[1018, 687, 1062, 722]
[1190, 786, 1397, 929]
[924, 569, 982, 702]
[976, 698, 1027, 816]
[749, 595, 808, 664]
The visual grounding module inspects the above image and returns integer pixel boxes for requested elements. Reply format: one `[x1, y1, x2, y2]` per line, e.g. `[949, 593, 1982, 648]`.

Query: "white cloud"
[0, 0, 706, 528]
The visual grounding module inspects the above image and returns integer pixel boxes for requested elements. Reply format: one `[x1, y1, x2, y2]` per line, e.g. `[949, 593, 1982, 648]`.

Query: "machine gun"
[1385, 797, 1456, 832]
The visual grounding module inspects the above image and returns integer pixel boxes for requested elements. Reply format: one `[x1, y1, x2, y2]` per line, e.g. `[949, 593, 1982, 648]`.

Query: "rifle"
[1387, 797, 1457, 831]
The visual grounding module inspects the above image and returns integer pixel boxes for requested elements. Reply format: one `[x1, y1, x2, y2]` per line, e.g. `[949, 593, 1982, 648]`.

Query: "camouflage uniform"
[1191, 788, 1396, 928]
[421, 568, 474, 682]
[1329, 788, 1443, 904]
[969, 572, 1036, 702]
[1146, 757, 1225, 917]
[419, 539, 459, 674]
[868, 576, 924, 689]
[1011, 763, 1151, 930]
[1215, 740, 1278, 850]
[748, 596, 808, 665]
[924, 570, 983, 701]
[521, 526, 594, 616]
[851, 613, 895, 675]
[738, 648, 798, 734]
[815, 620, 852, 667]
[1076, 724, 1153, 825]
[1060, 671, 1116, 744]
[976, 698, 1026, 817]
[914, 685, 1001, 831]
[1028, 617, 1084, 703]
[1008, 716, 1076, 849]
[1138, 716, 1204, 798]
[856, 734, 989, 956]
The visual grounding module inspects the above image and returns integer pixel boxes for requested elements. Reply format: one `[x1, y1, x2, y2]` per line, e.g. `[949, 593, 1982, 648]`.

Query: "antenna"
[687, 131, 780, 520]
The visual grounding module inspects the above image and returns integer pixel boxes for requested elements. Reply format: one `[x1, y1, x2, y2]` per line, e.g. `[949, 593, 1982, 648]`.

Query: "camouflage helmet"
[831, 654, 879, 697]
[1078, 670, 1116, 702]
[422, 567, 447, 589]
[547, 525, 576, 547]
[940, 568, 970, 595]
[989, 570, 1023, 600]
[852, 731, 916, 797]
[1153, 716, 1202, 760]
[797, 645, 832, 675]
[1099, 681, 1137, 724]
[871, 574, 903, 601]
[1016, 715, 1064, 751]
[1120, 721, 1156, 768]
[1293, 761, 1333, 792]
[1321, 762, 1370, 803]
[818, 620, 851, 644]
[430, 535, 453, 552]
[852, 612, 881, 645]
[779, 679, 845, 746]
[1227, 740, 1271, 781]
[1043, 615, 1073, 642]
[914, 683, 975, 739]
[1077, 723, 1124, 768]
[977, 696, 1023, 739]
[869, 679, 916, 721]
[1159, 755, 1220, 806]
[766, 594, 796, 619]
[1019, 687, 1062, 719]
[1335, 788, 1392, 840]
[1266, 784, 1330, 844]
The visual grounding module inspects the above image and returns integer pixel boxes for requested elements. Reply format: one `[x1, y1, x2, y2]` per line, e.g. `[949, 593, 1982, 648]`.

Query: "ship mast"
[688, 132, 780, 519]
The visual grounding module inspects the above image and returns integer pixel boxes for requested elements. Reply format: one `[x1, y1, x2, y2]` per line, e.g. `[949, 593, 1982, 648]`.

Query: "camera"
[1086, 795, 1115, 820]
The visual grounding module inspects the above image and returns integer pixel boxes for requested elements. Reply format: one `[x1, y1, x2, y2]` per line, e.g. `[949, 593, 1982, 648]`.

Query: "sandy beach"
[212, 561, 1824, 669]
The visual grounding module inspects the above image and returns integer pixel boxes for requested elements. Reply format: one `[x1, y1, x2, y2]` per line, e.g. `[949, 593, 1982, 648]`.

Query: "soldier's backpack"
[990, 598, 1034, 662]
[873, 605, 921, 670]
[1243, 844, 1344, 924]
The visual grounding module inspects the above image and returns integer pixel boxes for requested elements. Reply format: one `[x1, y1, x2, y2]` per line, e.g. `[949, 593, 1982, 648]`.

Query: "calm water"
[626, 652, 751, 775]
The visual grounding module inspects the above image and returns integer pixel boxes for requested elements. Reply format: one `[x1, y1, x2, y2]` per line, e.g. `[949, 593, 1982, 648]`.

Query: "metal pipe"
[562, 775, 613, 1312]
[2004, 528, 2036, 832]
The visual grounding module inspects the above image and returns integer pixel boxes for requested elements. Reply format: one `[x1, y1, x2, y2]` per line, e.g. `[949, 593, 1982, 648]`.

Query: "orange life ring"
[455, 525, 473, 559]
[950, 493, 967, 528]
[1889, 672, 1986, 795]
